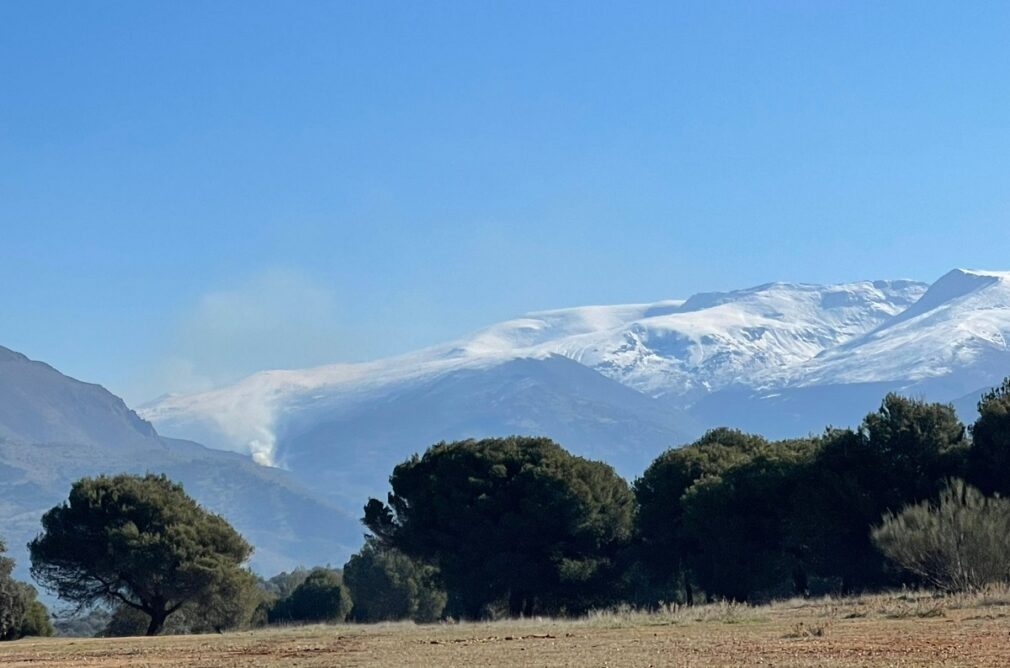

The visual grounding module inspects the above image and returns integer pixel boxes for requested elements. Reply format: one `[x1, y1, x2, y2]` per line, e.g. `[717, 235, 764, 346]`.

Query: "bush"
[872, 479, 1010, 592]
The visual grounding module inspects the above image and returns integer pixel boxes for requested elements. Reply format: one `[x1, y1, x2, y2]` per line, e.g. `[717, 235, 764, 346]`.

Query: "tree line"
[2, 378, 1010, 636]
[363, 378, 1010, 616]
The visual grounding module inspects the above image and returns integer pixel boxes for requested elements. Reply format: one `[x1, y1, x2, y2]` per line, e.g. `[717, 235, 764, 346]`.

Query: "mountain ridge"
[0, 347, 362, 586]
[143, 274, 945, 465]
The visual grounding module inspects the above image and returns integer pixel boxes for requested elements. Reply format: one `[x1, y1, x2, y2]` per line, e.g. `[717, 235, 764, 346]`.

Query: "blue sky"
[2, 1, 1009, 404]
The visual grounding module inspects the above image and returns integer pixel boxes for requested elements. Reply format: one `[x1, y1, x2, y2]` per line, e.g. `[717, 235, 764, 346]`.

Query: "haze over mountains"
[0, 346, 360, 586]
[141, 268, 1010, 514]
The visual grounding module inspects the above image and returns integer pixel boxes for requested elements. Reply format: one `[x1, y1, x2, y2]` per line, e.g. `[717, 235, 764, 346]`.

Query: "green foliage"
[100, 569, 264, 637]
[0, 537, 51, 640]
[344, 538, 446, 622]
[635, 396, 969, 602]
[872, 479, 1010, 592]
[20, 600, 53, 638]
[0, 539, 28, 641]
[180, 567, 265, 633]
[790, 396, 969, 592]
[968, 378, 1010, 495]
[860, 393, 968, 502]
[29, 474, 252, 635]
[268, 568, 351, 624]
[630, 430, 803, 602]
[786, 428, 889, 592]
[260, 568, 312, 600]
[364, 436, 634, 618]
[680, 439, 816, 601]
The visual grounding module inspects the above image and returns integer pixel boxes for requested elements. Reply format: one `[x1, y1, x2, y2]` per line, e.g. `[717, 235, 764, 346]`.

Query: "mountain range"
[2, 268, 1008, 581]
[0, 346, 361, 587]
[141, 268, 1010, 516]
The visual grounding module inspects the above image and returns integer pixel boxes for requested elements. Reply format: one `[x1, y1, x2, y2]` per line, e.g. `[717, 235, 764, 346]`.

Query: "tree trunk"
[146, 609, 167, 636]
[792, 565, 809, 598]
[508, 590, 524, 617]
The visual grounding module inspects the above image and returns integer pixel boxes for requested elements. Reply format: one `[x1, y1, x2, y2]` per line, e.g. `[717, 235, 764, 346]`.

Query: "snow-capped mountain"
[142, 277, 929, 471]
[142, 269, 1010, 517]
[786, 269, 1010, 395]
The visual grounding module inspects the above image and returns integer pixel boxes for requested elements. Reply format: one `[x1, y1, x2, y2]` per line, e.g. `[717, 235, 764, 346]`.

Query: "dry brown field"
[4, 590, 1010, 667]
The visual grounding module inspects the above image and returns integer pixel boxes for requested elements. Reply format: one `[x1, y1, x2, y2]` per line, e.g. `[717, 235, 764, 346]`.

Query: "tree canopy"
[29, 474, 252, 635]
[968, 378, 1010, 495]
[364, 436, 634, 618]
[268, 568, 351, 623]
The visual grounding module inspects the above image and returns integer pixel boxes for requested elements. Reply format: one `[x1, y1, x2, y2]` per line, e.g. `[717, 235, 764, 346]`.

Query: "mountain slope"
[0, 346, 360, 583]
[273, 355, 695, 508]
[784, 269, 1010, 396]
[144, 278, 928, 470]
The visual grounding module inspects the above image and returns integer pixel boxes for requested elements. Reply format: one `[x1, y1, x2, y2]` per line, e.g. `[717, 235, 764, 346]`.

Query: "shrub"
[872, 479, 1010, 592]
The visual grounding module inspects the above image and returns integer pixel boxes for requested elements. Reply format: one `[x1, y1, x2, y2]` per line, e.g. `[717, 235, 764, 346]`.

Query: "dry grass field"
[4, 589, 1010, 667]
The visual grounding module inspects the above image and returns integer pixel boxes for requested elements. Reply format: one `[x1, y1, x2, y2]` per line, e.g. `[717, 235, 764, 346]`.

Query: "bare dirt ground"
[4, 590, 1010, 667]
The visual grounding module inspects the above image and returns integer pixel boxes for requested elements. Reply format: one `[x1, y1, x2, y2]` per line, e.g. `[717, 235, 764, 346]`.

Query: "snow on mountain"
[0, 345, 362, 582]
[526, 280, 927, 398]
[785, 269, 1010, 395]
[141, 276, 930, 469]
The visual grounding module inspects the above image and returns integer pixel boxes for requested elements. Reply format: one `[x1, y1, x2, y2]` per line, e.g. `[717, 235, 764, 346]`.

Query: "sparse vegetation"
[3, 588, 1010, 666]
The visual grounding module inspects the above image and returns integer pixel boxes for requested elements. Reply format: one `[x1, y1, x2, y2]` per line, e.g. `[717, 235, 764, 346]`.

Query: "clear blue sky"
[2, 1, 1009, 404]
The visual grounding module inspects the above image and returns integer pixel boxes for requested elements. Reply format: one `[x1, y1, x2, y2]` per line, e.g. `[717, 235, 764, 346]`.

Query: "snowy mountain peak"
[788, 269, 1010, 391]
[142, 275, 943, 465]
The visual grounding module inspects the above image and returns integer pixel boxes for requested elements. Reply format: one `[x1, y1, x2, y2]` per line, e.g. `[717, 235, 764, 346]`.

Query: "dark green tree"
[268, 568, 351, 623]
[788, 396, 967, 593]
[786, 428, 890, 593]
[967, 378, 1010, 495]
[343, 538, 446, 622]
[679, 438, 816, 601]
[364, 436, 634, 618]
[861, 393, 967, 502]
[29, 474, 252, 635]
[634, 429, 770, 604]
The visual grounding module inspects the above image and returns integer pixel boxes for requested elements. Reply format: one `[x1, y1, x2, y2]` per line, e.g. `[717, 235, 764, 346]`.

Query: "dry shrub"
[872, 480, 1010, 593]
